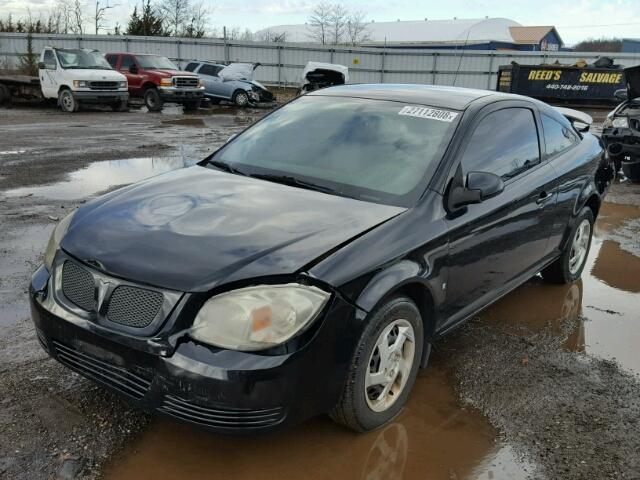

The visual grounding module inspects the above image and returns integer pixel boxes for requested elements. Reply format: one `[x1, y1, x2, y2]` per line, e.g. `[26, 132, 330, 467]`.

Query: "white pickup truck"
[0, 47, 129, 112]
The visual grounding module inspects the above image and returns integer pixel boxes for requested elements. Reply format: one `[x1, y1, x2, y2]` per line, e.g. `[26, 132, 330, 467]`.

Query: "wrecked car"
[602, 65, 640, 182]
[184, 61, 275, 107]
[298, 62, 348, 95]
[31, 84, 612, 434]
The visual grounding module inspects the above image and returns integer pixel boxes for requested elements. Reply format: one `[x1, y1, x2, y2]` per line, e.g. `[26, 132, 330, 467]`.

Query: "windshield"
[208, 96, 460, 206]
[136, 55, 178, 70]
[55, 49, 112, 70]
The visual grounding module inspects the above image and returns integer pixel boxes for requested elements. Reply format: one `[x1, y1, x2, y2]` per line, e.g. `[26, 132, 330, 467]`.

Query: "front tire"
[58, 89, 79, 112]
[144, 88, 163, 112]
[330, 296, 423, 432]
[233, 90, 249, 107]
[541, 207, 594, 284]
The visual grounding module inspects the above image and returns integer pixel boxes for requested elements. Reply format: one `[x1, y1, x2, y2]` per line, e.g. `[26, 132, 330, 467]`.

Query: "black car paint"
[30, 84, 610, 433]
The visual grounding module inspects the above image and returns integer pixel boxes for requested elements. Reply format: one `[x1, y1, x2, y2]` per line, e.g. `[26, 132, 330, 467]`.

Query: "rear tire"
[541, 207, 594, 284]
[330, 296, 423, 432]
[58, 89, 79, 112]
[144, 88, 163, 112]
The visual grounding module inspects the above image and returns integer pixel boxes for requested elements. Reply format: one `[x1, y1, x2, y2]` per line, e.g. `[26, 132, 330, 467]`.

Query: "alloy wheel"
[365, 319, 416, 413]
[569, 219, 591, 275]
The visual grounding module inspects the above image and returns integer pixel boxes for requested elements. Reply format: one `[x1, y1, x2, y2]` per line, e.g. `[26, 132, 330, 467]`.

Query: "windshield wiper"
[249, 173, 344, 196]
[207, 159, 246, 176]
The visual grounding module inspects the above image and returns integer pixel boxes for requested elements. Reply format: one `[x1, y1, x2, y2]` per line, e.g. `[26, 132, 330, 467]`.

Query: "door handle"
[536, 191, 553, 205]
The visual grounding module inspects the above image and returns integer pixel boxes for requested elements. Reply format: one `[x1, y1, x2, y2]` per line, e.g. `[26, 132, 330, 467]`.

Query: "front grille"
[53, 340, 152, 399]
[62, 261, 95, 311]
[89, 81, 118, 90]
[158, 394, 285, 429]
[107, 286, 163, 328]
[174, 76, 198, 88]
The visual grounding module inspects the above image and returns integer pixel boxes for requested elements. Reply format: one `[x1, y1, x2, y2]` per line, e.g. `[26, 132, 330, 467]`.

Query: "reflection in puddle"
[3, 157, 195, 200]
[104, 367, 529, 480]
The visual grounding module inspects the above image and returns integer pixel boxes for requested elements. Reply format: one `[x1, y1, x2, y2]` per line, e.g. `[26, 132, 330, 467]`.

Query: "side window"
[199, 64, 221, 76]
[43, 50, 57, 69]
[120, 55, 133, 71]
[184, 62, 198, 72]
[461, 108, 540, 181]
[105, 54, 117, 68]
[542, 114, 578, 157]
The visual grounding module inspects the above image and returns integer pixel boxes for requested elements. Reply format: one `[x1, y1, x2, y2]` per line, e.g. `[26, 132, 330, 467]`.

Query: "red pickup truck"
[105, 53, 204, 111]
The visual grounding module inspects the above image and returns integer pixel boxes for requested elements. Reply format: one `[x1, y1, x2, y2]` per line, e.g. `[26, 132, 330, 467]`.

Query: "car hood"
[63, 69, 127, 81]
[62, 166, 405, 292]
[150, 69, 197, 78]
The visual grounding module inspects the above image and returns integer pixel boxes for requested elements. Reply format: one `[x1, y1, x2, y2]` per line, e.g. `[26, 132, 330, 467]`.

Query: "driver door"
[441, 103, 558, 329]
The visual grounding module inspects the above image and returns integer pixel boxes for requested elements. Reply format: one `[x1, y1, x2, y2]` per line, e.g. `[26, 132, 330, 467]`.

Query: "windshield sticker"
[398, 106, 458, 122]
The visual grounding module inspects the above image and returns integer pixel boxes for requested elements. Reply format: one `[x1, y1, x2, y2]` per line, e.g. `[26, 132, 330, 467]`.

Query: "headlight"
[119, 80, 127, 88]
[44, 211, 75, 270]
[190, 284, 330, 351]
[612, 117, 629, 128]
[160, 77, 173, 86]
[197, 78, 204, 88]
[72, 80, 87, 88]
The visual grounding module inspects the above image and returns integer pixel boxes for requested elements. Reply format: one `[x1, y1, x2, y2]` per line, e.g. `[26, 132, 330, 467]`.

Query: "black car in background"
[30, 84, 612, 433]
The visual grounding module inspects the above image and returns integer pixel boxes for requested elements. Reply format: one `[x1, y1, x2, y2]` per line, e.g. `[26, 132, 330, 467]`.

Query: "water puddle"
[103, 366, 531, 480]
[2, 156, 196, 201]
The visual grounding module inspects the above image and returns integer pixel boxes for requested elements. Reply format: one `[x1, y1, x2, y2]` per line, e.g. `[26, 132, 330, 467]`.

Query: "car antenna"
[453, 29, 471, 87]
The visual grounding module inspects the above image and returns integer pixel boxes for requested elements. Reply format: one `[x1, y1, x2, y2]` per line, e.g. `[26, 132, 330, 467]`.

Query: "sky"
[1, 0, 639, 45]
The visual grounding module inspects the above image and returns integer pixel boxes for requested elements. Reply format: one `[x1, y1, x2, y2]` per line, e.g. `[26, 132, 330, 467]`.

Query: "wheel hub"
[365, 319, 416, 413]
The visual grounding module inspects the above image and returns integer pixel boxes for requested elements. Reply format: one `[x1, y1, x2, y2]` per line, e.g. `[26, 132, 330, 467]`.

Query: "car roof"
[309, 84, 520, 110]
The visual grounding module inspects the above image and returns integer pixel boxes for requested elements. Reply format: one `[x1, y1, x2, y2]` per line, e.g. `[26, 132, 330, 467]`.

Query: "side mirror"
[129, 64, 138, 74]
[466, 171, 504, 200]
[37, 61, 45, 69]
[614, 89, 628, 101]
[447, 169, 504, 211]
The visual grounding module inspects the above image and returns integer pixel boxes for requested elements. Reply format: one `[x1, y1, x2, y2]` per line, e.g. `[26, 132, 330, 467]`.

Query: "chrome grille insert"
[174, 76, 198, 88]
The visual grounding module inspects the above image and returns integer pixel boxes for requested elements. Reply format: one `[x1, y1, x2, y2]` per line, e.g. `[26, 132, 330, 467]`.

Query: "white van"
[39, 47, 129, 112]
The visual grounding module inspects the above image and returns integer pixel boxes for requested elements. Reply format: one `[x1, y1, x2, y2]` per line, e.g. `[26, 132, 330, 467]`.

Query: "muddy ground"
[0, 104, 639, 480]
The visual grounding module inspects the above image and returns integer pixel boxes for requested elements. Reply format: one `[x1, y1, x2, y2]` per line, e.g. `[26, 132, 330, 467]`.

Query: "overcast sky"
[1, 0, 639, 45]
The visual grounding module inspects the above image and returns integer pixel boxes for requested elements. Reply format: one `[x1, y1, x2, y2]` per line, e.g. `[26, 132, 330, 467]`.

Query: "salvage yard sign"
[496, 64, 626, 103]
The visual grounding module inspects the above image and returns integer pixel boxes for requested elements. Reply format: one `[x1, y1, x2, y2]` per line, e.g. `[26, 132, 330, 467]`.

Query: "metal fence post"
[277, 45, 282, 86]
[432, 52, 438, 85]
[224, 39, 230, 64]
[487, 54, 495, 89]
[380, 51, 385, 83]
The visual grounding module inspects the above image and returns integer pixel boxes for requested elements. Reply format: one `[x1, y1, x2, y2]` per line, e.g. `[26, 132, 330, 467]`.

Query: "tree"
[126, 1, 166, 36]
[157, 0, 207, 36]
[328, 3, 348, 45]
[345, 10, 370, 46]
[573, 38, 622, 53]
[308, 2, 332, 44]
[93, 1, 119, 34]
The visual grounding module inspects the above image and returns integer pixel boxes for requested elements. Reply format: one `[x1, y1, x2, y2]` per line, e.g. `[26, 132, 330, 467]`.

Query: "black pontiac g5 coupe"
[30, 84, 613, 433]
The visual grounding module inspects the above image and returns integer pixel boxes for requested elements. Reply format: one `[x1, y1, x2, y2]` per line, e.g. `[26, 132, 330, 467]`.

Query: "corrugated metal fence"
[2, 32, 640, 89]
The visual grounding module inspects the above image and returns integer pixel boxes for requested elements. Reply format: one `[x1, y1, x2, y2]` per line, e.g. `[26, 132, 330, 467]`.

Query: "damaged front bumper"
[29, 263, 356, 433]
[602, 125, 640, 182]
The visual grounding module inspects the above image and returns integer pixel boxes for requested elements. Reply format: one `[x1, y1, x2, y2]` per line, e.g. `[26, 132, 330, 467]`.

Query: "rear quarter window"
[542, 114, 579, 157]
[184, 62, 199, 72]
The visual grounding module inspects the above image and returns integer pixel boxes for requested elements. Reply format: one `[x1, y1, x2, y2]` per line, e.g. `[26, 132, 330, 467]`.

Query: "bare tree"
[54, 0, 74, 33]
[71, 0, 85, 33]
[182, 0, 209, 37]
[93, 1, 119, 34]
[307, 2, 332, 44]
[345, 10, 369, 46]
[328, 3, 347, 45]
[158, 0, 189, 36]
